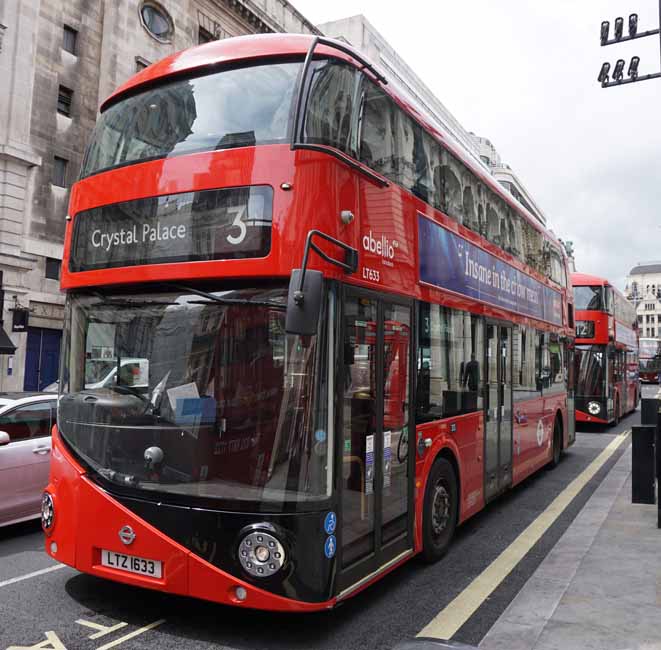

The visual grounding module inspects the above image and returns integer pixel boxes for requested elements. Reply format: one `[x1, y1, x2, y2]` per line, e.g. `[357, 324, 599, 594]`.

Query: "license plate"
[101, 550, 162, 578]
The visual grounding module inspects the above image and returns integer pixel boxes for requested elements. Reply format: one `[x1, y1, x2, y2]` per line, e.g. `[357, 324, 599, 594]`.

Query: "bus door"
[485, 323, 513, 501]
[338, 289, 413, 594]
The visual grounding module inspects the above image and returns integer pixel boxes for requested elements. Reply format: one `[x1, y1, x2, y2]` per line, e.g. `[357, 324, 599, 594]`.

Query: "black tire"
[549, 416, 562, 468]
[421, 457, 458, 563]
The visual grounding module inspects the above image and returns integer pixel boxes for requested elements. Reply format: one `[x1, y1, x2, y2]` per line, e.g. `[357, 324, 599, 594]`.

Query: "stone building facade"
[625, 262, 661, 337]
[0, 0, 317, 391]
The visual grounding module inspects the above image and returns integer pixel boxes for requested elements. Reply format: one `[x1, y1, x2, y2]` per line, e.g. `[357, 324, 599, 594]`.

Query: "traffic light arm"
[601, 70, 661, 88]
[601, 27, 659, 46]
[598, 1, 661, 88]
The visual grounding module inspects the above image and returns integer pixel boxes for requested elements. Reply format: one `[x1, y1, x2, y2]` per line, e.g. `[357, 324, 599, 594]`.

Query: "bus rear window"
[80, 61, 301, 178]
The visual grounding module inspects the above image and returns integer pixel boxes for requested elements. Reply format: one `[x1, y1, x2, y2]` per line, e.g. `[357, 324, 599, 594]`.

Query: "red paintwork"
[575, 410, 608, 425]
[50, 34, 574, 611]
[572, 273, 639, 423]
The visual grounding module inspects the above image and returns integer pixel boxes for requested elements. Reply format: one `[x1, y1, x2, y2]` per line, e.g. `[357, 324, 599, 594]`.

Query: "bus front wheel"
[421, 457, 458, 563]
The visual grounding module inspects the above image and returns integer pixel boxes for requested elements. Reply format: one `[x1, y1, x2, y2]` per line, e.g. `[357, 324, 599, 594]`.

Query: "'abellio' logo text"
[362, 230, 399, 266]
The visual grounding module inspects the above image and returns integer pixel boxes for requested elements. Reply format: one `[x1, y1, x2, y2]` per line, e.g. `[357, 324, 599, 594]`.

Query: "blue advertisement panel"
[418, 214, 562, 326]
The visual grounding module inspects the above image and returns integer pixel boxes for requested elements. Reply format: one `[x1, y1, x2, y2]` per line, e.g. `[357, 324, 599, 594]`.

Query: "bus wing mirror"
[286, 229, 357, 336]
[286, 269, 323, 336]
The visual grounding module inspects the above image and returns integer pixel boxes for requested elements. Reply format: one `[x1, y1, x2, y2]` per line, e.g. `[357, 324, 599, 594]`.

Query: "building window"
[45, 257, 61, 281]
[53, 157, 68, 187]
[198, 26, 214, 44]
[139, 2, 173, 42]
[63, 25, 77, 54]
[135, 56, 151, 72]
[57, 85, 73, 116]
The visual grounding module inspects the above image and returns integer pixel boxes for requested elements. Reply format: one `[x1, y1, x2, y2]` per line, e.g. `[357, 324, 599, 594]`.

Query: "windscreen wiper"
[172, 284, 286, 310]
[94, 300, 177, 308]
[90, 290, 176, 308]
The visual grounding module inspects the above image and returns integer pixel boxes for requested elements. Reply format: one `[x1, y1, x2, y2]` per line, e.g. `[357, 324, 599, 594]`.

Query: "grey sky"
[292, 0, 661, 290]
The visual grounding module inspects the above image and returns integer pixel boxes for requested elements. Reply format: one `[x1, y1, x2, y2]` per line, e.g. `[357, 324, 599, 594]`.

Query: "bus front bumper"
[43, 430, 336, 612]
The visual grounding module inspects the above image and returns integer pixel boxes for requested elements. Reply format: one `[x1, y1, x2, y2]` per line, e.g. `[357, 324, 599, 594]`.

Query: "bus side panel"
[414, 411, 485, 552]
[512, 394, 546, 485]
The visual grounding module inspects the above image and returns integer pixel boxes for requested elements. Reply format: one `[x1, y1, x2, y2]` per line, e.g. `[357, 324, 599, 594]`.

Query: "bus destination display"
[69, 185, 273, 272]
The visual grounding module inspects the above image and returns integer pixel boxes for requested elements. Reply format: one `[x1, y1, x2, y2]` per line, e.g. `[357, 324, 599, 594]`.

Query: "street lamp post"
[598, 1, 661, 87]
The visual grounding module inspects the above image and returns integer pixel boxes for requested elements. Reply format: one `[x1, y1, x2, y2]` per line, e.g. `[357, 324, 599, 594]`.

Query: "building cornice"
[0, 144, 42, 167]
[221, 0, 322, 35]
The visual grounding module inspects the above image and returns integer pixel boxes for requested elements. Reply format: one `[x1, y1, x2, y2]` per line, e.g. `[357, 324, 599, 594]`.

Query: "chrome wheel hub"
[431, 482, 450, 537]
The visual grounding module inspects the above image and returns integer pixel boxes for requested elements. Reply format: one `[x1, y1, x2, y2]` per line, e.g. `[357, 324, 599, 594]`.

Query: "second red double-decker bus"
[572, 273, 639, 425]
[42, 34, 575, 612]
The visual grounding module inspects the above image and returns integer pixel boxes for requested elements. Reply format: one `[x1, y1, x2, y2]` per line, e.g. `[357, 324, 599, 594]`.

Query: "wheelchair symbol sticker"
[324, 511, 337, 535]
[324, 535, 336, 559]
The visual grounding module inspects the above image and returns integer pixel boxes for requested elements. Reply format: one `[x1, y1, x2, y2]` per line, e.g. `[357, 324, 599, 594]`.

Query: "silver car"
[0, 393, 57, 527]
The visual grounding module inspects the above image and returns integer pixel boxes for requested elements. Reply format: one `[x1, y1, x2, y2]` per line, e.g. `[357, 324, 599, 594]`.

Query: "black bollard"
[632, 424, 656, 505]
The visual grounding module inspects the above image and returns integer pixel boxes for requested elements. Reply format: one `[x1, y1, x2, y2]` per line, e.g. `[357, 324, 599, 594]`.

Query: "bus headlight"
[588, 401, 601, 415]
[238, 528, 286, 578]
[41, 492, 55, 533]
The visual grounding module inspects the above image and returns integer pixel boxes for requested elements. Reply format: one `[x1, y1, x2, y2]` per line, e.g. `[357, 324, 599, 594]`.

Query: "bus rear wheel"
[549, 416, 562, 468]
[422, 457, 458, 563]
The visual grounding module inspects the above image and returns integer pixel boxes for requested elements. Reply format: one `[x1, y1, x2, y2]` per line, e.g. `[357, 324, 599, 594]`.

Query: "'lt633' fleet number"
[362, 267, 380, 282]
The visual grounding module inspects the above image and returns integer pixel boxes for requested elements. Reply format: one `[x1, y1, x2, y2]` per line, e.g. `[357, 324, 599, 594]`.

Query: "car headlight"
[588, 401, 601, 415]
[237, 528, 286, 578]
[41, 492, 55, 533]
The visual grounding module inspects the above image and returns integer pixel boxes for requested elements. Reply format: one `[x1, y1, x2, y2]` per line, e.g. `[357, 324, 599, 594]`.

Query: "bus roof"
[102, 34, 344, 111]
[100, 33, 561, 246]
[571, 272, 609, 287]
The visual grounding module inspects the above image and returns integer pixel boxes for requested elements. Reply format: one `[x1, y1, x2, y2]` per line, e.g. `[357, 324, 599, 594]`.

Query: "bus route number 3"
[226, 206, 247, 245]
[362, 267, 380, 282]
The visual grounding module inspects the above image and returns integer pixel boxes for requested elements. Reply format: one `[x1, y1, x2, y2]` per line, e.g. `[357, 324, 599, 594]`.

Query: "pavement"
[480, 440, 660, 650]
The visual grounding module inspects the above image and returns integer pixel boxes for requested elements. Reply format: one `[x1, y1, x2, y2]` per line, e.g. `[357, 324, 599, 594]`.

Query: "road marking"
[0, 564, 66, 588]
[417, 431, 630, 640]
[6, 630, 67, 650]
[95, 619, 166, 650]
[76, 619, 128, 640]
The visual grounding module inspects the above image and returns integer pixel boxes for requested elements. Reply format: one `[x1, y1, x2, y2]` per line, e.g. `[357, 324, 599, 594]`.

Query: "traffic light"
[601, 20, 610, 45]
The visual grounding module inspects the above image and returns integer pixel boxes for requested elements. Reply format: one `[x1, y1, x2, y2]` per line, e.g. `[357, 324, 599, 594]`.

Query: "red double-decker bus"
[42, 34, 575, 612]
[572, 273, 639, 424]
